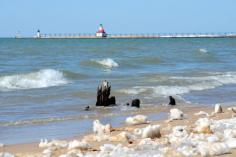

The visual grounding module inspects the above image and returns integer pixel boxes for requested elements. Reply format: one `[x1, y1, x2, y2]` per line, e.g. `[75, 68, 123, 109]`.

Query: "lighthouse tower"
[96, 24, 107, 38]
[36, 29, 41, 38]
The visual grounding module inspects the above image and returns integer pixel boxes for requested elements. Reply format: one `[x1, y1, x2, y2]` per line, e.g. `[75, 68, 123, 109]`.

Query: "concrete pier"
[37, 32, 236, 39]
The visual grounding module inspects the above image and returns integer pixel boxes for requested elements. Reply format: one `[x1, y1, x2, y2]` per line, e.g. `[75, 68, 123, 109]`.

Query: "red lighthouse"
[96, 24, 107, 37]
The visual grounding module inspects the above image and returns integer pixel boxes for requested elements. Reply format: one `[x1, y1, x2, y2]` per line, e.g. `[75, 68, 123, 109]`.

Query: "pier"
[37, 32, 236, 39]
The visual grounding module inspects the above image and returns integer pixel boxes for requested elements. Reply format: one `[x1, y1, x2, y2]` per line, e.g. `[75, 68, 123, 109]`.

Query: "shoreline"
[1, 103, 236, 156]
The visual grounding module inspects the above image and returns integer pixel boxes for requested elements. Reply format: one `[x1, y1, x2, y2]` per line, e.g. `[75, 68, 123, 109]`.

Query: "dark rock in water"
[169, 96, 176, 105]
[96, 80, 116, 106]
[126, 103, 130, 106]
[131, 99, 140, 108]
[109, 96, 116, 105]
[85, 106, 90, 111]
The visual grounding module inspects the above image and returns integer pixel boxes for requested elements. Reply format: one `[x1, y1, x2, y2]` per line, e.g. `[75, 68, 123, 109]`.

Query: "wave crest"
[95, 58, 119, 68]
[80, 58, 119, 69]
[0, 69, 68, 91]
[118, 71, 236, 96]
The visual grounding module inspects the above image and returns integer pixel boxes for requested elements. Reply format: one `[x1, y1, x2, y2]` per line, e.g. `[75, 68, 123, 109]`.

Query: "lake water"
[0, 38, 236, 144]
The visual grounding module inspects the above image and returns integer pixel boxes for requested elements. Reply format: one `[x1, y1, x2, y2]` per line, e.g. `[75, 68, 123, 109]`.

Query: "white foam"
[119, 71, 236, 96]
[0, 69, 68, 91]
[95, 58, 119, 68]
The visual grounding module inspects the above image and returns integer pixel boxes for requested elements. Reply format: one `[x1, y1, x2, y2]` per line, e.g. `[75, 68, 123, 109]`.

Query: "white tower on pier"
[36, 29, 41, 38]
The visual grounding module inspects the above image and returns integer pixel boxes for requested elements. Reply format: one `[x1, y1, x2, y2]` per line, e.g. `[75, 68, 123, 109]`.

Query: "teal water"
[0, 38, 236, 144]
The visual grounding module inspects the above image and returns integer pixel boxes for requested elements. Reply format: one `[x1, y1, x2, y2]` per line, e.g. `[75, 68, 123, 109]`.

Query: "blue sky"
[0, 0, 235, 37]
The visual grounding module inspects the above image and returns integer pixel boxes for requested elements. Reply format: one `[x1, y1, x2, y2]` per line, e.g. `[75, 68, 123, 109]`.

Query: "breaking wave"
[94, 58, 119, 68]
[118, 71, 236, 96]
[81, 58, 119, 69]
[0, 69, 69, 91]
[198, 48, 208, 53]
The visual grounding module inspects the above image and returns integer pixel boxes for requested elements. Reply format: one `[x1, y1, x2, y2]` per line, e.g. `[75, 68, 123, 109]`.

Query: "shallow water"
[0, 38, 236, 144]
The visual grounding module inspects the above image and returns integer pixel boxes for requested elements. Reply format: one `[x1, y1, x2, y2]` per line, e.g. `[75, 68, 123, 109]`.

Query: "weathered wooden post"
[96, 80, 116, 106]
[169, 96, 176, 105]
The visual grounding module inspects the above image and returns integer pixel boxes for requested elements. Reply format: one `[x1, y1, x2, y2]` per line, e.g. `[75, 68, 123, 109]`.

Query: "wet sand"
[1, 104, 236, 157]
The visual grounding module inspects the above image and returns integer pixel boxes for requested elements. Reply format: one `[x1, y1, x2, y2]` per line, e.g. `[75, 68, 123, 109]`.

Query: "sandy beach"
[1, 104, 236, 157]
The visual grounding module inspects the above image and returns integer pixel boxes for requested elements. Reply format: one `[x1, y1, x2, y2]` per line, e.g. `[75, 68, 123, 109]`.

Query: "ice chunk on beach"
[224, 129, 236, 139]
[39, 139, 49, 148]
[134, 125, 161, 139]
[194, 111, 209, 117]
[195, 118, 212, 134]
[93, 120, 112, 135]
[92, 120, 113, 142]
[68, 140, 90, 150]
[0, 153, 14, 157]
[198, 142, 230, 157]
[225, 138, 236, 149]
[110, 131, 136, 143]
[168, 126, 188, 144]
[169, 108, 184, 120]
[125, 115, 148, 125]
[214, 103, 223, 114]
[39, 139, 68, 148]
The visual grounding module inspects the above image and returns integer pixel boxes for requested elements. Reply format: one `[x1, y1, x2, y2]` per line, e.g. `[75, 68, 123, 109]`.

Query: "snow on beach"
[2, 104, 236, 157]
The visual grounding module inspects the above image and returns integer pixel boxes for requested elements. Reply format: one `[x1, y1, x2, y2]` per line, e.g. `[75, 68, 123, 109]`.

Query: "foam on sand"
[0, 69, 68, 91]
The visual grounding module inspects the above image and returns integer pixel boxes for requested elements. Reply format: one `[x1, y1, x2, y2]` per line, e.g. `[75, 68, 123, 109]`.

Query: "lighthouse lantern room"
[96, 24, 107, 38]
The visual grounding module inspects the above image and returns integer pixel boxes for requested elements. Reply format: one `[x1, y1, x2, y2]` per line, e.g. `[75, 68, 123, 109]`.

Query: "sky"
[0, 0, 236, 37]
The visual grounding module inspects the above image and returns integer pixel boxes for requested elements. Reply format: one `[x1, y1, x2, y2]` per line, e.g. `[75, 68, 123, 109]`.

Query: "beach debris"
[194, 111, 210, 117]
[93, 120, 112, 135]
[134, 125, 161, 139]
[125, 115, 148, 125]
[198, 142, 230, 157]
[0, 152, 15, 157]
[169, 108, 185, 120]
[131, 99, 140, 108]
[96, 80, 116, 106]
[195, 118, 213, 134]
[214, 103, 223, 114]
[168, 96, 176, 105]
[68, 140, 90, 150]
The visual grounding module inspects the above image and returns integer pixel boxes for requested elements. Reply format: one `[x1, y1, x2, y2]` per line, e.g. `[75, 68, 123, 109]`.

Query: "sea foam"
[0, 69, 68, 91]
